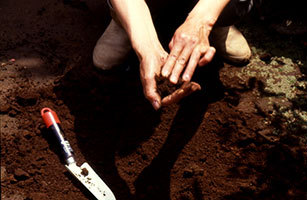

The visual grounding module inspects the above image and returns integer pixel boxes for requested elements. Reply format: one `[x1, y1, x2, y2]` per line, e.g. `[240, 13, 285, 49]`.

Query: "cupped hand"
[139, 48, 168, 110]
[161, 19, 216, 84]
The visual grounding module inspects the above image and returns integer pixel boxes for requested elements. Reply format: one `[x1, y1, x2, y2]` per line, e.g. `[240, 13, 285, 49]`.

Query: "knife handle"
[41, 108, 75, 165]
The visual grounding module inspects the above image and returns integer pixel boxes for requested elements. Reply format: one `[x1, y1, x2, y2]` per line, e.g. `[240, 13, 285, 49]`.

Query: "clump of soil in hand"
[156, 75, 201, 106]
[156, 75, 183, 98]
[81, 168, 89, 176]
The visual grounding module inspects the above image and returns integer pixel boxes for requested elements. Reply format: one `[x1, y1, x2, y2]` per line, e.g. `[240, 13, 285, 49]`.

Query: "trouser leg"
[210, 0, 253, 64]
[216, 0, 254, 27]
[92, 0, 132, 70]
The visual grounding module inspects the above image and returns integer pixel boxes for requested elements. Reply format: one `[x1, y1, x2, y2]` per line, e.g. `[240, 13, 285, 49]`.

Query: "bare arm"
[110, 0, 230, 109]
[111, 0, 168, 110]
[111, 0, 162, 58]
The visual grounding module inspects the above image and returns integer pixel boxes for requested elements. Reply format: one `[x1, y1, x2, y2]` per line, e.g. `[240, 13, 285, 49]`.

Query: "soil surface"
[1, 0, 307, 200]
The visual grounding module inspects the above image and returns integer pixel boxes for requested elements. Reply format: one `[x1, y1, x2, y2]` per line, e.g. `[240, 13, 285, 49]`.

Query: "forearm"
[186, 0, 230, 32]
[110, 0, 162, 59]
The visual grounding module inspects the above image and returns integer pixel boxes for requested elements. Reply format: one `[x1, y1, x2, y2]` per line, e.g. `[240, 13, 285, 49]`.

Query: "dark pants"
[217, 0, 253, 26]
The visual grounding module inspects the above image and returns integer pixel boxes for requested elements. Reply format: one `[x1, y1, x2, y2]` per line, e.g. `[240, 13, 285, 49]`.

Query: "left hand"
[139, 47, 168, 110]
[161, 19, 216, 84]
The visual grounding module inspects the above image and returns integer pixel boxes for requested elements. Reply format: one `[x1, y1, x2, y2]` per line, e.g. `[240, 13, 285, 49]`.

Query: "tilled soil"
[1, 1, 307, 200]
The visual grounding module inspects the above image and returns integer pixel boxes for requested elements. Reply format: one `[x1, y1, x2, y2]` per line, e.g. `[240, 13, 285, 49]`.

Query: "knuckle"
[170, 54, 177, 60]
[145, 91, 155, 101]
[190, 36, 198, 44]
[179, 33, 187, 39]
[176, 33, 188, 42]
[198, 44, 207, 53]
[202, 56, 211, 64]
[144, 74, 153, 82]
[177, 57, 186, 65]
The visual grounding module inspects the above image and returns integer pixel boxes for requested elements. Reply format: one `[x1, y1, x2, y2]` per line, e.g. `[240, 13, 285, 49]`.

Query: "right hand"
[139, 47, 201, 110]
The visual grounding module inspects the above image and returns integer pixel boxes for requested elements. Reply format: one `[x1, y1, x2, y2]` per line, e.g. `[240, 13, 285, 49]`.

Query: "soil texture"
[1, 0, 307, 200]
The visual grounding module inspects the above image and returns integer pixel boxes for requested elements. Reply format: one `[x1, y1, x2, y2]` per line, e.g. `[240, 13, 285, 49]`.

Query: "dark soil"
[1, 0, 307, 200]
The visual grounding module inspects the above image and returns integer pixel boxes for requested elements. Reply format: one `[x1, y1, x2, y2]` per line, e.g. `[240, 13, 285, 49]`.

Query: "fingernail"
[162, 70, 169, 77]
[192, 84, 200, 91]
[170, 76, 177, 84]
[183, 74, 190, 81]
[153, 100, 160, 110]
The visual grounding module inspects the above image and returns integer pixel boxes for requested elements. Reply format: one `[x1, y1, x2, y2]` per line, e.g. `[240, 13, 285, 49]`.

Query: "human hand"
[161, 19, 216, 84]
[140, 49, 201, 110]
[139, 48, 168, 110]
[161, 81, 201, 106]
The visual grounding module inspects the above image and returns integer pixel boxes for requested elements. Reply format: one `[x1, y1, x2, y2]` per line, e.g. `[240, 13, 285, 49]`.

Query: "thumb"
[199, 46, 215, 66]
[169, 38, 174, 50]
[142, 75, 161, 110]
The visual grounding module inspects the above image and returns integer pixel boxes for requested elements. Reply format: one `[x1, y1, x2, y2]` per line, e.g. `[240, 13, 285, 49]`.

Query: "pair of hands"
[140, 20, 216, 110]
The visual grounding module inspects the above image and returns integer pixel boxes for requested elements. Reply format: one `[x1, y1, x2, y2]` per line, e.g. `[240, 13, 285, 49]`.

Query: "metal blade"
[66, 162, 116, 200]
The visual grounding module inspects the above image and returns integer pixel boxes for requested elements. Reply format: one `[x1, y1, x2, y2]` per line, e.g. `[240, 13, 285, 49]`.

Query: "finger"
[141, 75, 161, 110]
[199, 46, 216, 66]
[169, 45, 194, 84]
[161, 43, 183, 78]
[182, 47, 202, 82]
[161, 82, 201, 106]
[169, 38, 174, 50]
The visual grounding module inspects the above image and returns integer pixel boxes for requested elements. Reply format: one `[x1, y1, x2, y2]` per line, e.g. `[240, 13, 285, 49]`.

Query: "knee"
[92, 47, 112, 70]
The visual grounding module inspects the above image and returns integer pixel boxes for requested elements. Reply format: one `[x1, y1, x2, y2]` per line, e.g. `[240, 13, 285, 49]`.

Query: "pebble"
[0, 104, 11, 113]
[8, 109, 17, 117]
[183, 168, 194, 178]
[22, 130, 33, 140]
[14, 168, 30, 181]
[1, 166, 7, 181]
[2, 194, 25, 200]
[183, 164, 205, 178]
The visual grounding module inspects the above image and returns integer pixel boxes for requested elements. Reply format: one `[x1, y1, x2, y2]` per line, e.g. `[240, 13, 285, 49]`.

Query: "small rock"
[194, 168, 205, 176]
[183, 164, 205, 178]
[2, 194, 25, 200]
[183, 168, 194, 178]
[22, 130, 33, 140]
[81, 167, 89, 176]
[7, 174, 18, 183]
[0, 104, 11, 113]
[1, 166, 7, 181]
[8, 109, 17, 117]
[14, 168, 30, 181]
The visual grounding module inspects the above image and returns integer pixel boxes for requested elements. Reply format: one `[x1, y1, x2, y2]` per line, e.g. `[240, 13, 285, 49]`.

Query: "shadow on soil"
[225, 142, 307, 200]
[54, 56, 225, 199]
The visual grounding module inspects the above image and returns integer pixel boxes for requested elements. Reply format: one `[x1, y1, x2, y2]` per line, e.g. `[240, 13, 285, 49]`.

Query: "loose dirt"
[1, 0, 306, 200]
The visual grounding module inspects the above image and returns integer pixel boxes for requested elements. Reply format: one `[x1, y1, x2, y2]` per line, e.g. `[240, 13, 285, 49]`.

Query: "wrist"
[132, 39, 164, 60]
[186, 0, 230, 34]
[186, 13, 216, 34]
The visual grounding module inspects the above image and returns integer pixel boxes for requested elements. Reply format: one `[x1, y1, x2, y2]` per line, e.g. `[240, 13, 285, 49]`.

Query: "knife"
[41, 107, 116, 200]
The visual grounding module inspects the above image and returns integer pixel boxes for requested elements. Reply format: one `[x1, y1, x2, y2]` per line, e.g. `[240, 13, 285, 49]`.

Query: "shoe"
[209, 25, 251, 65]
[93, 20, 132, 70]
